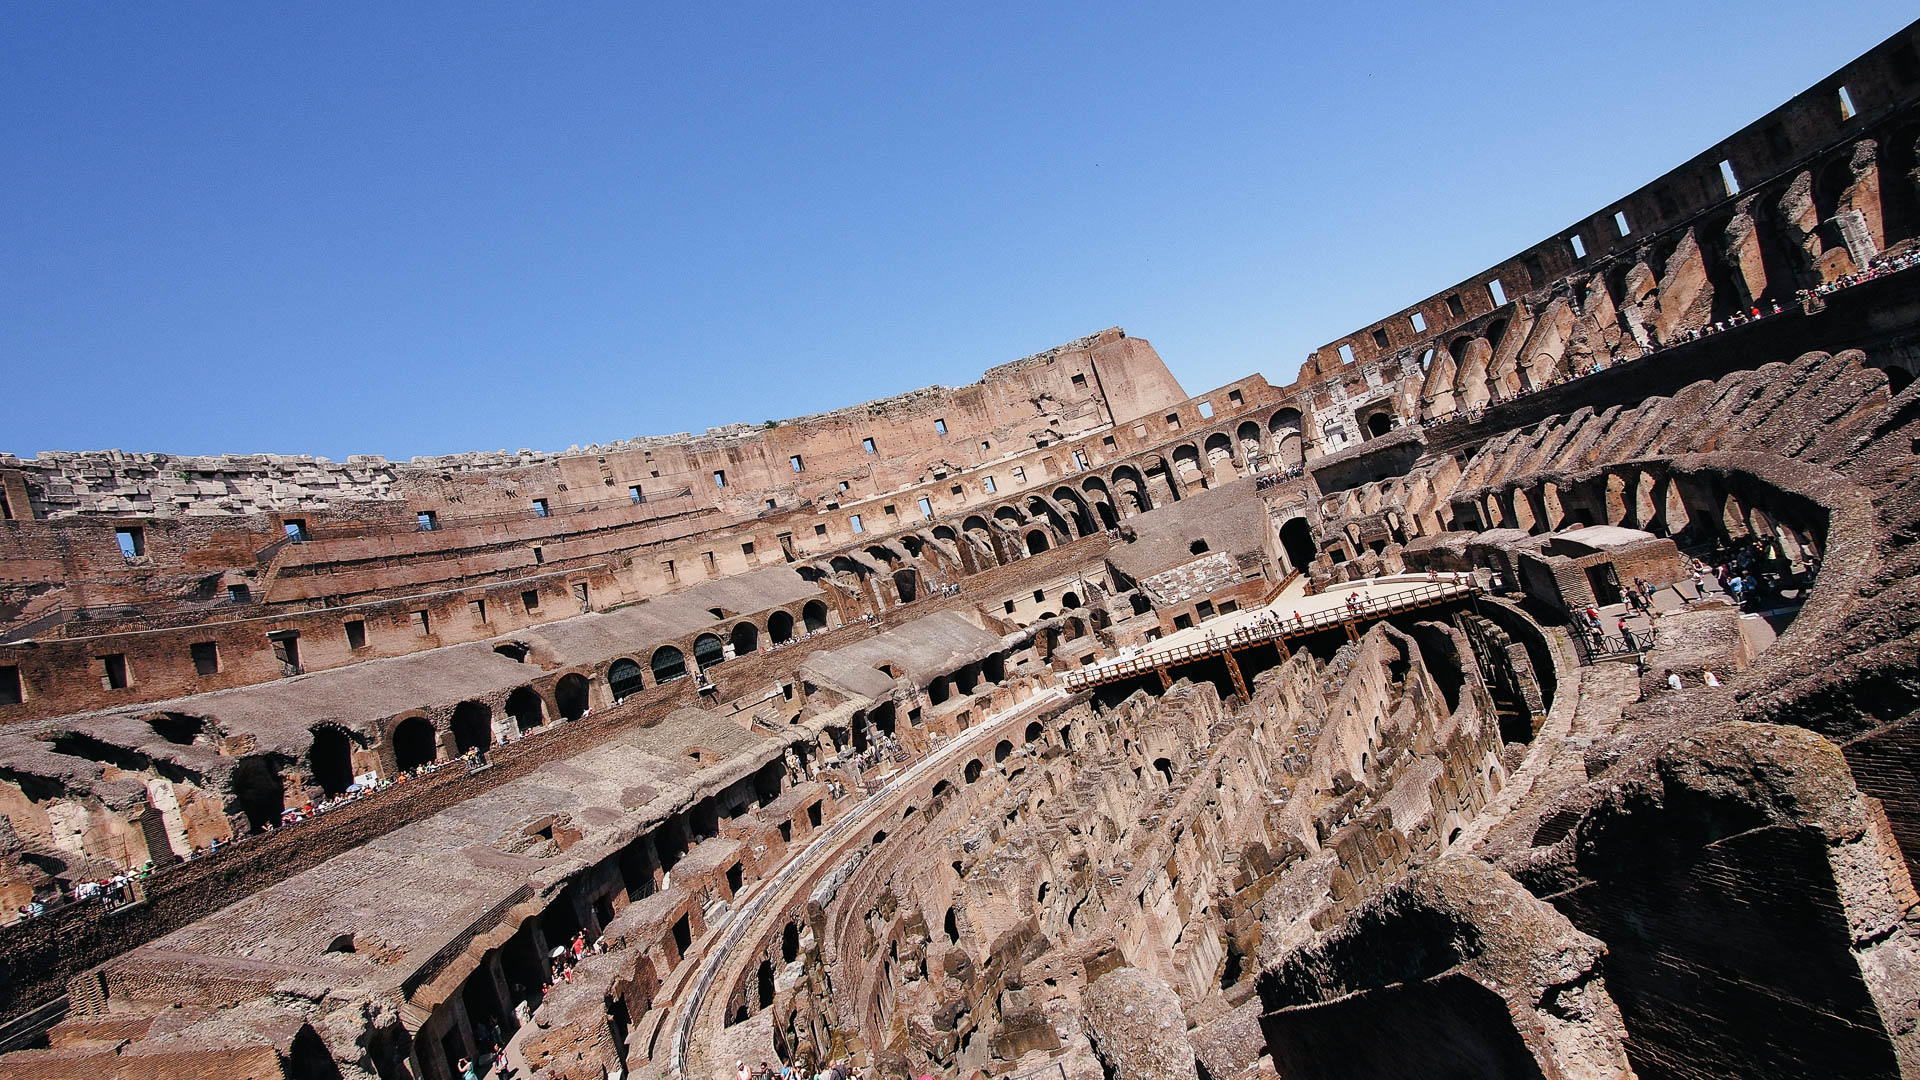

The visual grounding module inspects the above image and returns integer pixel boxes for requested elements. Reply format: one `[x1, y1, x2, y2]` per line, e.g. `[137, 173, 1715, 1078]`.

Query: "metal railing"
[1571, 623, 1659, 665]
[1063, 579, 1474, 689]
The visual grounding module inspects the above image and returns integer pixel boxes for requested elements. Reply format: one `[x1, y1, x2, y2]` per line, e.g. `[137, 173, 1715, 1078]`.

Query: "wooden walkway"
[1062, 579, 1477, 699]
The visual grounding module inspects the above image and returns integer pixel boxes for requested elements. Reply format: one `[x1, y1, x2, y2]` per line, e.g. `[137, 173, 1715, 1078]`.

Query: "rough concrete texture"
[1081, 969, 1195, 1080]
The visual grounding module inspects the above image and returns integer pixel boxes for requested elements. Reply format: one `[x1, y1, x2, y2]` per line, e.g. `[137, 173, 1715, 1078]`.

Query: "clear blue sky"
[3, 4, 1913, 460]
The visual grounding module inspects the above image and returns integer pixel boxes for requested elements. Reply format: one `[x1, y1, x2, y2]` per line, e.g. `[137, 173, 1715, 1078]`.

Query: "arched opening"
[1061, 591, 1080, 609]
[1886, 366, 1915, 396]
[953, 664, 979, 695]
[555, 673, 590, 720]
[995, 739, 1013, 763]
[802, 601, 829, 634]
[1366, 412, 1393, 438]
[1025, 530, 1050, 555]
[1130, 593, 1152, 616]
[932, 779, 953, 801]
[783, 922, 800, 964]
[1279, 517, 1318, 572]
[1237, 420, 1263, 459]
[608, 658, 646, 701]
[730, 622, 759, 656]
[768, 610, 795, 644]
[757, 958, 775, 1010]
[1153, 757, 1174, 785]
[507, 686, 545, 732]
[964, 759, 983, 784]
[230, 756, 286, 833]
[392, 716, 437, 772]
[651, 646, 688, 684]
[693, 633, 725, 670]
[494, 641, 530, 663]
[1025, 721, 1044, 744]
[892, 568, 919, 604]
[308, 727, 355, 797]
[944, 907, 960, 944]
[927, 677, 949, 705]
[451, 701, 492, 754]
[147, 712, 205, 745]
[983, 652, 1006, 683]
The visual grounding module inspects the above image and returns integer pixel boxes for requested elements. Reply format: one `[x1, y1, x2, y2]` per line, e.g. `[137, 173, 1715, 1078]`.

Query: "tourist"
[738, 1061, 752, 1080]
[1667, 671, 1683, 692]
[1704, 669, 1722, 687]
[1618, 619, 1637, 651]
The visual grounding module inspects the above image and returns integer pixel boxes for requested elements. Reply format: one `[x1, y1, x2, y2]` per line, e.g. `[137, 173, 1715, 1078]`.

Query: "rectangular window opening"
[1337, 344, 1356, 365]
[1487, 279, 1508, 306]
[531, 498, 549, 517]
[713, 470, 727, 488]
[1370, 328, 1389, 349]
[115, 527, 145, 558]
[918, 497, 934, 519]
[227, 583, 251, 604]
[814, 523, 827, 536]
[412, 610, 431, 636]
[283, 519, 309, 541]
[1409, 312, 1427, 333]
[1838, 84, 1857, 119]
[629, 485, 644, 504]
[980, 440, 991, 452]
[862, 438, 877, 454]
[1011, 466, 1026, 483]
[850, 514, 864, 534]
[469, 598, 487, 624]
[741, 540, 755, 556]
[1445, 294, 1465, 319]
[99, 653, 130, 690]
[983, 476, 997, 494]
[521, 590, 540, 613]
[1197, 400, 1214, 419]
[1569, 234, 1587, 259]
[345, 619, 368, 649]
[1070, 373, 1087, 389]
[934, 418, 947, 435]
[663, 559, 678, 582]
[1164, 413, 1181, 429]
[790, 455, 804, 472]
[1004, 600, 1017, 614]
[0, 665, 20, 705]
[1614, 210, 1632, 237]
[1228, 389, 1243, 405]
[1718, 159, 1741, 196]
[190, 642, 219, 676]
[417, 511, 437, 531]
[533, 545, 544, 565]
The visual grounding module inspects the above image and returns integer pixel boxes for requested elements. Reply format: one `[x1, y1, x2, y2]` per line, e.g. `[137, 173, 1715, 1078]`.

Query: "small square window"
[838, 480, 850, 492]
[1071, 373, 1087, 389]
[814, 523, 827, 536]
[1033, 589, 1045, 603]
[934, 418, 947, 435]
[412, 610, 431, 636]
[0, 665, 21, 705]
[228, 583, 251, 604]
[531, 498, 549, 517]
[702, 550, 716, 570]
[533, 545, 544, 565]
[1409, 312, 1427, 333]
[98, 653, 130, 690]
[283, 519, 309, 541]
[417, 511, 437, 531]
[742, 541, 755, 555]
[521, 590, 540, 613]
[950, 484, 962, 496]
[790, 455, 804, 472]
[190, 642, 220, 676]
[1102, 435, 1116, 448]
[850, 514, 864, 534]
[1197, 401, 1214, 418]
[713, 470, 727, 487]
[862, 438, 877, 454]
[1228, 390, 1243, 406]
[629, 485, 644, 504]
[1004, 600, 1016, 614]
[1445, 295, 1465, 319]
[1337, 344, 1356, 365]
[115, 526, 145, 558]
[345, 619, 368, 649]
[765, 499, 777, 510]
[1370, 328, 1389, 349]
[983, 476, 997, 493]
[883, 504, 896, 516]
[980, 441, 990, 452]
[1165, 413, 1181, 429]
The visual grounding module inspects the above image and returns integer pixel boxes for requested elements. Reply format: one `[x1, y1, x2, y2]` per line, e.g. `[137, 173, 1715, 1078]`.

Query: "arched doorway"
[507, 686, 545, 732]
[1366, 412, 1393, 438]
[392, 716, 437, 772]
[893, 568, 919, 604]
[730, 622, 759, 656]
[802, 601, 829, 633]
[1026, 530, 1050, 555]
[1269, 409, 1304, 468]
[608, 658, 646, 701]
[308, 726, 356, 797]
[651, 645, 688, 684]
[555, 673, 590, 720]
[693, 633, 725, 670]
[451, 701, 493, 754]
[768, 610, 795, 644]
[230, 756, 286, 832]
[1279, 517, 1318, 572]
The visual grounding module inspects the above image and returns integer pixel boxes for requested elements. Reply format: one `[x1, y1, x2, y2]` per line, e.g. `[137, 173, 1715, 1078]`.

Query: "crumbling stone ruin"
[5, 19, 1920, 1080]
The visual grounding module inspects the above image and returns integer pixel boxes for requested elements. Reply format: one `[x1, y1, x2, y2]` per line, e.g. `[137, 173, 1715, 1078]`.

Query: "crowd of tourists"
[1802, 247, 1920, 299]
[14, 865, 151, 922]
[738, 1057, 891, 1080]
